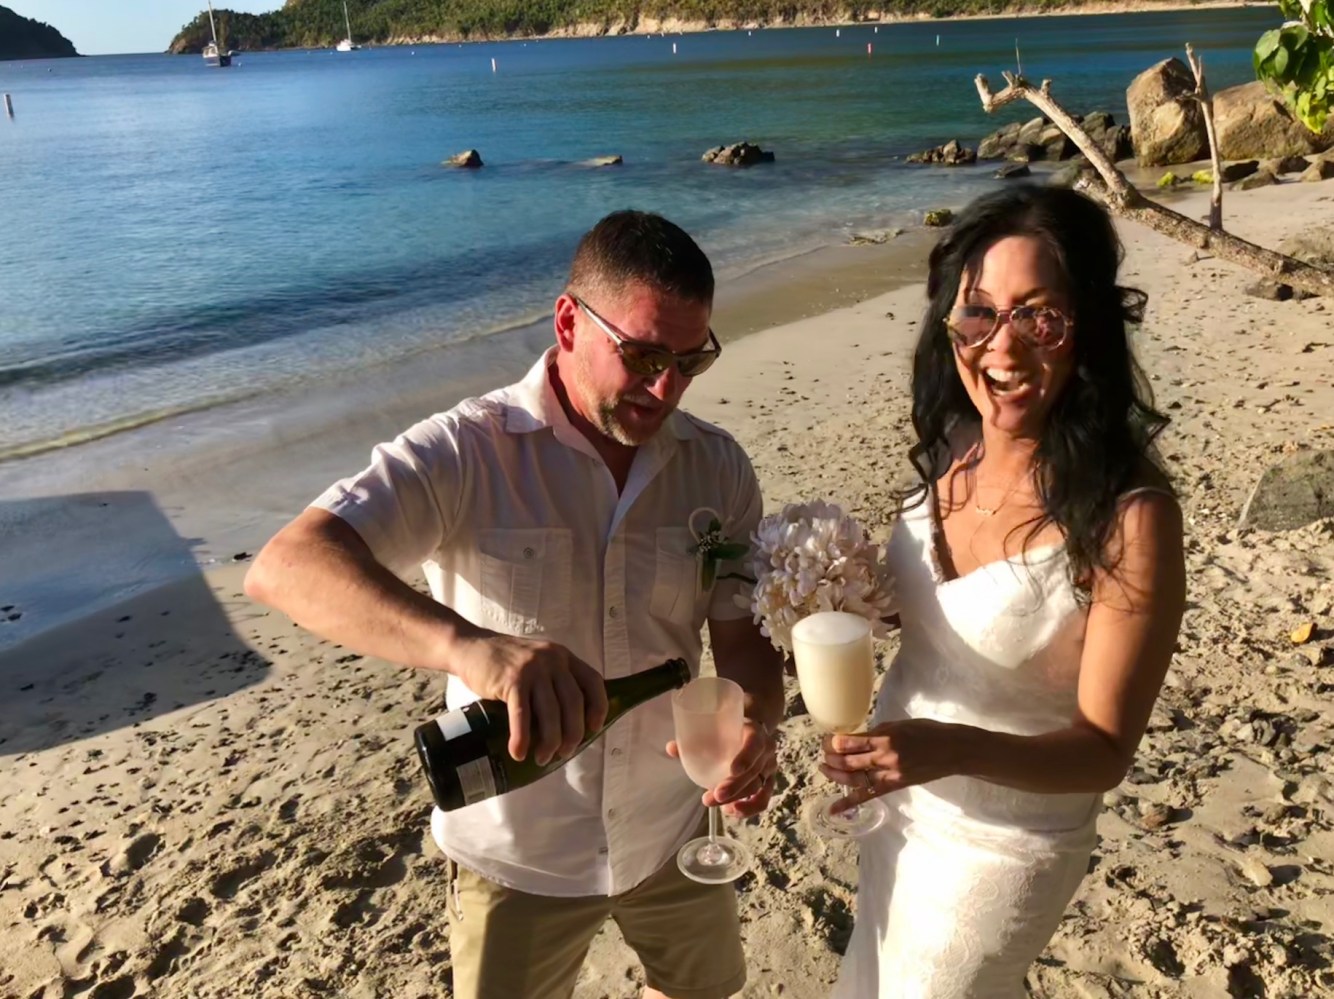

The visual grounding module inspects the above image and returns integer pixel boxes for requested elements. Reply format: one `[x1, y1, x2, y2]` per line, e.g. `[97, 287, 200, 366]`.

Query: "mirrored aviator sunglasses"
[575, 296, 722, 378]
[946, 304, 1072, 351]
[617, 335, 721, 378]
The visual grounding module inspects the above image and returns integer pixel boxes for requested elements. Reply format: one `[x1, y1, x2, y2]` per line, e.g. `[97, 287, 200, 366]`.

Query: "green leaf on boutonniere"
[688, 517, 752, 592]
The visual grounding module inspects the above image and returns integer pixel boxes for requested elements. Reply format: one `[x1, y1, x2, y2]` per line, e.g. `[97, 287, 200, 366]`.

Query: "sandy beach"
[2, 179, 1332, 998]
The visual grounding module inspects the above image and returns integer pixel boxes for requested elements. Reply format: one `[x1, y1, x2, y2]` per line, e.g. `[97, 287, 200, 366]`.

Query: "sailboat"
[335, 1, 360, 51]
[203, 1, 233, 67]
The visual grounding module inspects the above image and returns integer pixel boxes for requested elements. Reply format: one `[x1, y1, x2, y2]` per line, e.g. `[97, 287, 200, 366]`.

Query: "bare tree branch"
[1186, 43, 1224, 231]
[973, 70, 1334, 298]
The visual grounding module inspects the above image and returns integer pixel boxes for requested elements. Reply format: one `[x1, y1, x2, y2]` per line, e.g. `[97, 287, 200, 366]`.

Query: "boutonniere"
[688, 507, 753, 591]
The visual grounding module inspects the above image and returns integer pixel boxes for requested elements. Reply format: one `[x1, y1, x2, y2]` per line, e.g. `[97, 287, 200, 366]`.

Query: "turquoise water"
[0, 9, 1277, 459]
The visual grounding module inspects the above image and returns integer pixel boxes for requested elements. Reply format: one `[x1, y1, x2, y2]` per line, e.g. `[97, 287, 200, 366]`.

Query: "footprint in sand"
[100, 831, 162, 878]
[209, 850, 275, 899]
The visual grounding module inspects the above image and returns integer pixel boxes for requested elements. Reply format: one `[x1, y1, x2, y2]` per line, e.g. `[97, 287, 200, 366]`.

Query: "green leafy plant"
[1254, 0, 1334, 132]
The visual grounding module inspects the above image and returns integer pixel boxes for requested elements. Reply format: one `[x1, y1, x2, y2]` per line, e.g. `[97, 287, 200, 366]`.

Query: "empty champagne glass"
[792, 611, 888, 838]
[672, 676, 753, 884]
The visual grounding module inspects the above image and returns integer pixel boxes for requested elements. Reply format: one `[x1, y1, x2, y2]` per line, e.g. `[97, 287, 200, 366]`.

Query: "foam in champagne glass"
[792, 611, 874, 733]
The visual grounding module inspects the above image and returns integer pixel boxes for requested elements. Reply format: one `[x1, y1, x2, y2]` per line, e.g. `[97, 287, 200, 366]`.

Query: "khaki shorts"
[445, 840, 746, 999]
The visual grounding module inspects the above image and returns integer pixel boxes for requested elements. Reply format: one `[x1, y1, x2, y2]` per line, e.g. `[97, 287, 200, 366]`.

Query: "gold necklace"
[967, 444, 1029, 517]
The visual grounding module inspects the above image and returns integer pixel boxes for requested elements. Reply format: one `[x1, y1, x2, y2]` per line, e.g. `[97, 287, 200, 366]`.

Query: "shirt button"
[606, 808, 616, 819]
[611, 747, 623, 757]
[522, 547, 535, 560]
[607, 605, 620, 619]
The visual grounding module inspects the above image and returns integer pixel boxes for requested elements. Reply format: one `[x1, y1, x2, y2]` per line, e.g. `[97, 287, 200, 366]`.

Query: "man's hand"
[668, 719, 779, 818]
[452, 633, 608, 765]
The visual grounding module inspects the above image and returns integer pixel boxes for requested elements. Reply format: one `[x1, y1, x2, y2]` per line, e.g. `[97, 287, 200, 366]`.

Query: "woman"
[820, 185, 1186, 997]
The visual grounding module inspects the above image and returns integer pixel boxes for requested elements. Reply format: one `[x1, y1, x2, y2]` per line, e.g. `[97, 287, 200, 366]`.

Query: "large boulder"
[702, 142, 774, 167]
[1213, 81, 1334, 160]
[1239, 450, 1334, 531]
[1127, 58, 1208, 166]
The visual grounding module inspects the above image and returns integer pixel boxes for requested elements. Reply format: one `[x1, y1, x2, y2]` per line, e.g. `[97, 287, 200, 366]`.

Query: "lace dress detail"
[831, 484, 1102, 999]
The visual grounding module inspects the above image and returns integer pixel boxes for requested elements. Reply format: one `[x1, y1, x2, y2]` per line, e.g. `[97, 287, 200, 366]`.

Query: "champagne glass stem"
[707, 805, 720, 845]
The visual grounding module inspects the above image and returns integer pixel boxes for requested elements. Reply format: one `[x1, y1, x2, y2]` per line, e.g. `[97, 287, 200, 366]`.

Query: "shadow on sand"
[0, 490, 265, 756]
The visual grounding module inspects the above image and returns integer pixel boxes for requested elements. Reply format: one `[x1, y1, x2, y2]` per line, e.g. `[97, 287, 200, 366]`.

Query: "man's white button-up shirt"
[313, 348, 762, 897]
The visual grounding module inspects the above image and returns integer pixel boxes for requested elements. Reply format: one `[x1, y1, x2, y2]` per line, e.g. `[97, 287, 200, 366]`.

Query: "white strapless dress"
[832, 493, 1102, 999]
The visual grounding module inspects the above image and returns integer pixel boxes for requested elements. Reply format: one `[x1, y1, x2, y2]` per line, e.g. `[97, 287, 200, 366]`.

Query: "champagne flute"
[792, 611, 888, 838]
[672, 676, 753, 884]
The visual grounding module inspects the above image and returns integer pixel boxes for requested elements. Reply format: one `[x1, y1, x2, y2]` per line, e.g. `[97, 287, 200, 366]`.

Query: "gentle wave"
[0, 394, 259, 463]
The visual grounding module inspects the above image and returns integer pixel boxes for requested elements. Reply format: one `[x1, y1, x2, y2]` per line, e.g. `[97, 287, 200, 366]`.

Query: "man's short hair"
[567, 210, 714, 305]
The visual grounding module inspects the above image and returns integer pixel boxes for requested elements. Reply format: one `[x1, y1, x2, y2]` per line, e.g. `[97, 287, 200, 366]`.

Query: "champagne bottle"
[415, 658, 691, 811]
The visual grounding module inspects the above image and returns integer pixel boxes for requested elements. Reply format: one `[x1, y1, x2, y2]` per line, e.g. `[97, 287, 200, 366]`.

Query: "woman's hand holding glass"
[819, 718, 958, 807]
[791, 611, 889, 838]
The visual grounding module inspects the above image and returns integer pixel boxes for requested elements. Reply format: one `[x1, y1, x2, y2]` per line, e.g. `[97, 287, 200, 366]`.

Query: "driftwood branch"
[1186, 43, 1224, 231]
[973, 70, 1334, 299]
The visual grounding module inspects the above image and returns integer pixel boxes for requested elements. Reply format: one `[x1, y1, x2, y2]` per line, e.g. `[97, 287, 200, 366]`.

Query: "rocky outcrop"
[443, 149, 483, 168]
[1245, 230, 1334, 300]
[976, 111, 1130, 164]
[1301, 156, 1334, 183]
[906, 140, 976, 166]
[1267, 154, 1312, 176]
[1239, 450, 1334, 530]
[1219, 160, 1260, 183]
[586, 155, 623, 167]
[1214, 81, 1334, 161]
[1127, 58, 1208, 167]
[924, 209, 954, 227]
[1233, 169, 1277, 191]
[702, 142, 774, 167]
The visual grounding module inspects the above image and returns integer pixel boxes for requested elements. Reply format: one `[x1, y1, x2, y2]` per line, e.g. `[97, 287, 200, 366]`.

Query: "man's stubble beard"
[574, 349, 669, 447]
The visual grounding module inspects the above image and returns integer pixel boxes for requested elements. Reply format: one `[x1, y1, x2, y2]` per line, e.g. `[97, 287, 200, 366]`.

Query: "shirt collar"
[503, 346, 699, 442]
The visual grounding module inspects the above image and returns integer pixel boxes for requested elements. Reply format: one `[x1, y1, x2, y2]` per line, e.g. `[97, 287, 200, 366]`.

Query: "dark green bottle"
[415, 658, 690, 811]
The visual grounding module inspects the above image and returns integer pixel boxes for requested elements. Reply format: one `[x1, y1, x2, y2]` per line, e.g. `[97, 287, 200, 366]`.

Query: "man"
[245, 210, 784, 999]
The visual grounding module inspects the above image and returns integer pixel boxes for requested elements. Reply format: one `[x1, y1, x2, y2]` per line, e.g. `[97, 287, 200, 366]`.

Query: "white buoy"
[3, 93, 12, 117]
[835, 29, 840, 37]
[936, 34, 940, 46]
[867, 43, 872, 56]
[672, 42, 677, 54]
[491, 57, 497, 72]
[874, 26, 878, 33]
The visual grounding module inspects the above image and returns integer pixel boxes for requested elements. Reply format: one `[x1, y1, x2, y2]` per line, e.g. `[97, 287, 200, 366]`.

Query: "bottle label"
[456, 757, 498, 805]
[436, 710, 472, 742]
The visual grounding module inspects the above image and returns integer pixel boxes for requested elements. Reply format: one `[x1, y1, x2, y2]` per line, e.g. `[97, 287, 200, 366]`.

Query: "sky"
[7, 1, 277, 56]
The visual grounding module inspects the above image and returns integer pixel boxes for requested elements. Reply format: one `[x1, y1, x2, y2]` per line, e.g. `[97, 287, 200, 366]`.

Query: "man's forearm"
[244, 513, 482, 674]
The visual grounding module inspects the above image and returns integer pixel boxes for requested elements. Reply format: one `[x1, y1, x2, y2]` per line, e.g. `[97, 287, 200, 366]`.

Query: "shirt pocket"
[649, 526, 702, 623]
[476, 528, 573, 635]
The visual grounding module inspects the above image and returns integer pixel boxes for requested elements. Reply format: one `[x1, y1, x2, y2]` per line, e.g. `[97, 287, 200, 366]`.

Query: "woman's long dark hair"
[907, 184, 1170, 589]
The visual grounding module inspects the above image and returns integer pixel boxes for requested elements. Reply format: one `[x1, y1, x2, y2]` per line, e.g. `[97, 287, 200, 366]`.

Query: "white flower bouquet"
[739, 500, 896, 653]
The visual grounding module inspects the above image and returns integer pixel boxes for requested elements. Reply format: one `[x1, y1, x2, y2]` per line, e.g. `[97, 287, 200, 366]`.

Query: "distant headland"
[0, 5, 79, 61]
[167, 0, 1256, 53]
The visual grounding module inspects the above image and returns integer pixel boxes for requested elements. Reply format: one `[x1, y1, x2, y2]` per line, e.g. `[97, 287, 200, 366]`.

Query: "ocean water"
[0, 9, 1278, 462]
